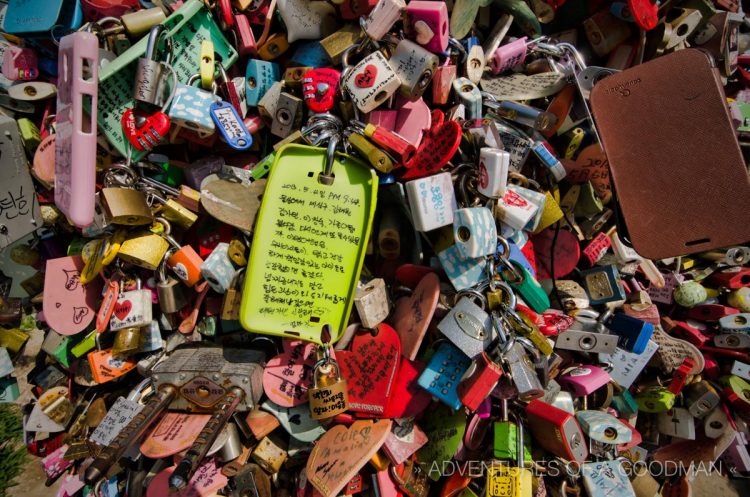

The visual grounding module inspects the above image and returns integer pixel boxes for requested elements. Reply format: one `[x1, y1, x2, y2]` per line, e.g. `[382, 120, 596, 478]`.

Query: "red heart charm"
[121, 108, 171, 152]
[338, 324, 401, 416]
[400, 110, 461, 180]
[354, 64, 377, 88]
[382, 357, 432, 418]
[302, 68, 341, 113]
[262, 340, 316, 407]
[114, 300, 132, 321]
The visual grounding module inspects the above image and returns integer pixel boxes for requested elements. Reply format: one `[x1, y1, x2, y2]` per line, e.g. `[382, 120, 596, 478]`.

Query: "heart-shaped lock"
[400, 110, 461, 180]
[140, 413, 211, 458]
[355, 64, 378, 88]
[121, 107, 171, 152]
[338, 324, 401, 415]
[262, 340, 317, 407]
[302, 68, 340, 113]
[389, 272, 440, 360]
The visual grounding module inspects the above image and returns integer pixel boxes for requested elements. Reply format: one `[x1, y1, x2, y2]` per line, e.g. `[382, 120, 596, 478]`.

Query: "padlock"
[201, 242, 237, 294]
[347, 131, 393, 173]
[635, 386, 676, 413]
[719, 313, 750, 332]
[453, 77, 483, 120]
[493, 188, 539, 231]
[391, 459, 430, 497]
[354, 278, 390, 329]
[417, 342, 472, 410]
[251, 435, 288, 474]
[688, 304, 740, 322]
[457, 337, 507, 412]
[149, 192, 198, 230]
[100, 187, 154, 226]
[157, 252, 189, 314]
[438, 297, 495, 359]
[478, 147, 509, 199]
[656, 407, 696, 439]
[453, 207, 497, 259]
[389, 39, 438, 101]
[342, 49, 402, 113]
[504, 342, 544, 401]
[526, 399, 589, 464]
[308, 358, 349, 420]
[168, 74, 221, 137]
[576, 410, 632, 444]
[581, 460, 635, 497]
[112, 326, 143, 358]
[580, 264, 626, 305]
[404, 1, 448, 53]
[221, 268, 246, 323]
[88, 348, 138, 384]
[2, 46, 38, 81]
[100, 7, 167, 40]
[271, 92, 303, 137]
[133, 25, 173, 108]
[258, 32, 290, 60]
[405, 172, 457, 232]
[246, 59, 280, 107]
[584, 10, 631, 57]
[606, 313, 654, 354]
[432, 61, 457, 105]
[558, 366, 611, 397]
[489, 37, 532, 75]
[683, 380, 720, 418]
[499, 259, 550, 314]
[118, 230, 170, 270]
[363, 0, 406, 40]
[110, 279, 152, 331]
[234, 12, 258, 57]
[164, 238, 204, 288]
[555, 329, 618, 354]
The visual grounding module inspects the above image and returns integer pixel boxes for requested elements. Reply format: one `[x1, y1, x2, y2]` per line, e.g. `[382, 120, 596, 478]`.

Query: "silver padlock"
[354, 278, 390, 329]
[388, 38, 438, 101]
[437, 296, 495, 359]
[504, 342, 544, 401]
[271, 92, 304, 138]
[133, 25, 173, 107]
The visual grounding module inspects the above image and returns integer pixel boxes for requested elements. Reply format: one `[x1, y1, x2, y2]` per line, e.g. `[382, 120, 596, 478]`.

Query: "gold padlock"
[227, 238, 248, 267]
[153, 196, 198, 230]
[320, 24, 361, 65]
[221, 269, 246, 320]
[250, 435, 288, 474]
[308, 358, 349, 420]
[258, 33, 289, 60]
[0, 328, 30, 354]
[100, 188, 154, 226]
[112, 326, 143, 358]
[118, 231, 169, 270]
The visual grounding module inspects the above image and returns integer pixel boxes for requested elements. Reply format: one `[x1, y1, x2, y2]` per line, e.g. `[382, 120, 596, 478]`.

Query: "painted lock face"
[453, 207, 497, 259]
[342, 51, 401, 113]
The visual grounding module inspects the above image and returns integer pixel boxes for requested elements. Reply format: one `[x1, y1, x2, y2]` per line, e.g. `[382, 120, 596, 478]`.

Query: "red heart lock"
[400, 110, 461, 180]
[303, 68, 341, 113]
[382, 357, 432, 418]
[354, 64, 377, 88]
[262, 340, 317, 407]
[114, 300, 132, 321]
[121, 108, 171, 152]
[338, 324, 401, 416]
[628, 0, 658, 31]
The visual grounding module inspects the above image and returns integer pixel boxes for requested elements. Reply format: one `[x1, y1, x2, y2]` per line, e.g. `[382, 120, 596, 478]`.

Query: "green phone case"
[240, 144, 378, 344]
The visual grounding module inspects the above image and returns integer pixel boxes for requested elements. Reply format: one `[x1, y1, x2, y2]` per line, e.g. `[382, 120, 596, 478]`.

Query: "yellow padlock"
[200, 39, 215, 90]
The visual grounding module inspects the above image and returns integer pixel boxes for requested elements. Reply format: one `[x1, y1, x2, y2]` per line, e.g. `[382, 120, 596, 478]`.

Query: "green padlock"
[493, 401, 532, 464]
[573, 181, 604, 218]
[17, 117, 40, 156]
[500, 259, 550, 313]
[51, 335, 78, 369]
[71, 331, 98, 358]
[635, 386, 675, 413]
[611, 390, 639, 417]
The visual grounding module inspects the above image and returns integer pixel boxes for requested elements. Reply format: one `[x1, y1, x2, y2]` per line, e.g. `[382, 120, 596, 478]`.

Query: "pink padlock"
[405, 0, 449, 53]
[490, 37, 528, 75]
[558, 365, 611, 397]
[2, 46, 38, 81]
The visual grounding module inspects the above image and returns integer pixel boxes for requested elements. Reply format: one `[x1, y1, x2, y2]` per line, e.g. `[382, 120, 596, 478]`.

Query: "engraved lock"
[157, 251, 189, 314]
[100, 187, 154, 226]
[221, 268, 246, 321]
[111, 326, 143, 358]
[271, 92, 303, 138]
[354, 278, 390, 329]
[417, 341, 472, 410]
[308, 358, 349, 420]
[438, 297, 495, 359]
[168, 74, 221, 137]
[110, 278, 152, 331]
[342, 48, 402, 113]
[389, 39, 438, 101]
[504, 342, 545, 401]
[134, 25, 173, 107]
[580, 264, 626, 305]
[391, 459, 430, 497]
[581, 460, 635, 497]
[575, 410, 632, 445]
[486, 459, 533, 497]
[363, 0, 406, 40]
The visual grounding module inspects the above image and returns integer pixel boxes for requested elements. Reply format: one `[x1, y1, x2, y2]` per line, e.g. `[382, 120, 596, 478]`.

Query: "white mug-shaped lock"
[478, 147, 509, 199]
[453, 207, 497, 259]
[110, 283, 153, 331]
[342, 51, 402, 113]
[200, 242, 237, 294]
[405, 172, 457, 232]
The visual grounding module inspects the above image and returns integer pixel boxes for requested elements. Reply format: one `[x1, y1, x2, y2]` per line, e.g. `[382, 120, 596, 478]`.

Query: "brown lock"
[100, 187, 154, 226]
[308, 358, 349, 420]
[390, 459, 430, 497]
[221, 268, 245, 321]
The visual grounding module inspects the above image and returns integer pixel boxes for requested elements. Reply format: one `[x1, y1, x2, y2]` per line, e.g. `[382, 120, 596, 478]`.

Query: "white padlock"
[363, 0, 406, 40]
[342, 51, 402, 113]
[507, 185, 546, 232]
[405, 171, 456, 232]
[477, 147, 509, 199]
[494, 186, 538, 231]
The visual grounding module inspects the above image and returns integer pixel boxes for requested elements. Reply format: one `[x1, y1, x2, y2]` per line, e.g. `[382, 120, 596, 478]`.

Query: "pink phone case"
[55, 32, 99, 227]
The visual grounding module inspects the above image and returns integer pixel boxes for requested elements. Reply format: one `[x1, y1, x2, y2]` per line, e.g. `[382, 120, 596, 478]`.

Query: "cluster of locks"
[1, 0, 750, 496]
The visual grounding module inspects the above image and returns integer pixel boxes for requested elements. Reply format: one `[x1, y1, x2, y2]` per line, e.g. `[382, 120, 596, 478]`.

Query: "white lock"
[354, 278, 390, 329]
[110, 285, 153, 331]
[508, 185, 546, 232]
[343, 51, 402, 113]
[453, 207, 497, 259]
[277, 0, 337, 43]
[405, 172, 457, 232]
[494, 186, 538, 231]
[363, 0, 406, 40]
[656, 407, 696, 440]
[478, 147, 509, 199]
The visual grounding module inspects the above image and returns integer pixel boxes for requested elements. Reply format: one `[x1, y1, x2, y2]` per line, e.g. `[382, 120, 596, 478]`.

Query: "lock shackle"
[104, 162, 139, 187]
[127, 377, 154, 402]
[144, 25, 172, 64]
[318, 133, 340, 185]
[158, 248, 175, 283]
[448, 37, 467, 63]
[187, 73, 218, 93]
[455, 289, 488, 311]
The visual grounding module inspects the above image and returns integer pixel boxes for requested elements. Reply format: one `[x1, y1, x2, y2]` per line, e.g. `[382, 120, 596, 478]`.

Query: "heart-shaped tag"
[201, 178, 266, 232]
[147, 459, 227, 497]
[303, 68, 341, 113]
[113, 299, 132, 321]
[121, 108, 171, 152]
[416, 405, 466, 481]
[338, 324, 401, 415]
[263, 340, 317, 407]
[382, 357, 432, 419]
[389, 272, 440, 360]
[306, 419, 392, 497]
[140, 413, 211, 458]
[383, 419, 428, 465]
[400, 111, 461, 180]
[261, 400, 326, 442]
[532, 228, 580, 279]
[43, 256, 101, 335]
[355, 64, 378, 88]
[562, 144, 612, 203]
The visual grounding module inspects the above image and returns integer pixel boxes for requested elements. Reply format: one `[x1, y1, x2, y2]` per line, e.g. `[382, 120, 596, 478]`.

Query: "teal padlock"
[611, 389, 639, 417]
[0, 376, 20, 402]
[500, 259, 550, 313]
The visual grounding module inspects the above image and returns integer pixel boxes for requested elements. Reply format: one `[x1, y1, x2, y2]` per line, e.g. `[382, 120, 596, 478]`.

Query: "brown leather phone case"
[590, 48, 750, 260]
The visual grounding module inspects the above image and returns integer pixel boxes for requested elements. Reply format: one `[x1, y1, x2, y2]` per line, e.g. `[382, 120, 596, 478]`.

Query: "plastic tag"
[141, 413, 211, 458]
[262, 339, 316, 407]
[147, 459, 227, 497]
[210, 101, 253, 150]
[417, 406, 467, 481]
[89, 397, 143, 447]
[43, 256, 101, 335]
[240, 144, 377, 344]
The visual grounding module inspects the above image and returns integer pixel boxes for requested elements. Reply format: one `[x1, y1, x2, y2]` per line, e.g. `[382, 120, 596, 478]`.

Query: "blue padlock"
[168, 74, 221, 137]
[200, 242, 236, 294]
[581, 264, 626, 305]
[438, 243, 486, 291]
[291, 41, 331, 68]
[453, 207, 497, 259]
[418, 342, 472, 410]
[608, 313, 654, 354]
[4, 0, 83, 36]
[246, 59, 280, 107]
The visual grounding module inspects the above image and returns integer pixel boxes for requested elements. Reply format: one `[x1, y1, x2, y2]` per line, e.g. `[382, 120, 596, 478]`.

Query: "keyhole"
[248, 77, 257, 89]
